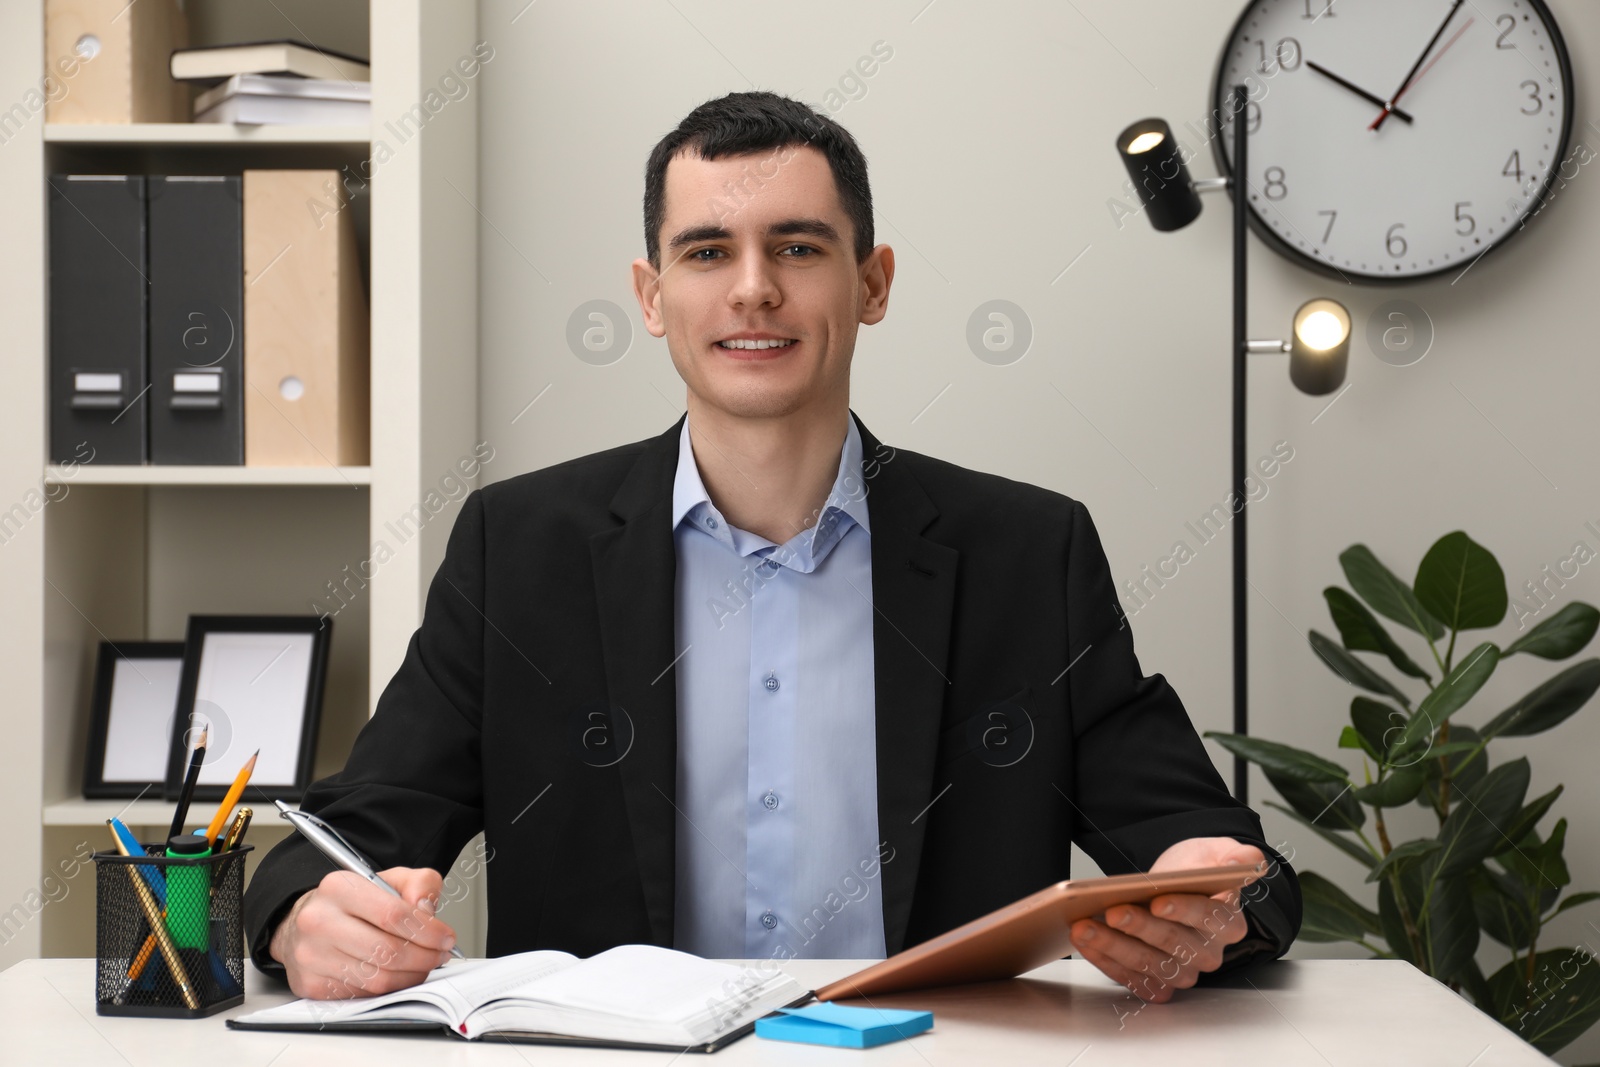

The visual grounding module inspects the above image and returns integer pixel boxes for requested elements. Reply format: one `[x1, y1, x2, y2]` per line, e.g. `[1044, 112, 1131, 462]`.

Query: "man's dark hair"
[643, 90, 874, 271]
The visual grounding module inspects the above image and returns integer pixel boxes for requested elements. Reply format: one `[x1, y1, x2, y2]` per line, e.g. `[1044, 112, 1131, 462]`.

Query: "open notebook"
[228, 944, 809, 1052]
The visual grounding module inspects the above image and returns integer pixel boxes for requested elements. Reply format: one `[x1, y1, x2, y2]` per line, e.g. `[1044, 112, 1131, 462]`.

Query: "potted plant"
[1207, 531, 1600, 1056]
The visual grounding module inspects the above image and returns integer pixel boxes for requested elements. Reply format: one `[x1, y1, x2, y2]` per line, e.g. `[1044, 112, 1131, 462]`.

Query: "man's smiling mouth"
[715, 338, 797, 350]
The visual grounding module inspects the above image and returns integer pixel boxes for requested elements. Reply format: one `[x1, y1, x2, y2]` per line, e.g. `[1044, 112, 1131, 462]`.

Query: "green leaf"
[1500, 818, 1572, 893]
[1480, 660, 1600, 740]
[1338, 725, 1369, 753]
[1203, 731, 1349, 783]
[1550, 891, 1600, 919]
[1492, 785, 1564, 857]
[1489, 949, 1600, 1055]
[1262, 800, 1376, 870]
[1388, 643, 1500, 762]
[1472, 865, 1535, 951]
[1433, 757, 1531, 878]
[1309, 630, 1413, 708]
[1365, 838, 1441, 884]
[1341, 543, 1445, 640]
[1505, 602, 1600, 660]
[1350, 697, 1402, 761]
[1297, 870, 1381, 942]
[1421, 857, 1481, 983]
[1414, 531, 1509, 631]
[1325, 586, 1433, 681]
[1351, 764, 1426, 808]
[1264, 768, 1365, 831]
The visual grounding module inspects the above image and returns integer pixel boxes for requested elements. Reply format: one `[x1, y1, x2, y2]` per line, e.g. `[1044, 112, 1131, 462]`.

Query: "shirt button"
[762, 791, 779, 810]
[764, 673, 780, 692]
[706, 516, 718, 529]
[761, 911, 778, 930]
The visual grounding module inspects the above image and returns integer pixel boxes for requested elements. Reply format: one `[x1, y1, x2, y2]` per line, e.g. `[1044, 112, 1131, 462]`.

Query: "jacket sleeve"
[1062, 498, 1300, 970]
[242, 489, 490, 978]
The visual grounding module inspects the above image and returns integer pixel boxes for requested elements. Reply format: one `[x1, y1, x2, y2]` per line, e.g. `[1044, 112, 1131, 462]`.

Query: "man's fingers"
[1072, 915, 1203, 988]
[305, 906, 455, 978]
[317, 870, 458, 951]
[1148, 893, 1249, 946]
[1073, 939, 1174, 1003]
[384, 866, 446, 913]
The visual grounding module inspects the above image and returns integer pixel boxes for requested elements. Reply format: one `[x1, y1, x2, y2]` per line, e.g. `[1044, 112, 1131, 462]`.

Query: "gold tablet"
[815, 861, 1268, 1001]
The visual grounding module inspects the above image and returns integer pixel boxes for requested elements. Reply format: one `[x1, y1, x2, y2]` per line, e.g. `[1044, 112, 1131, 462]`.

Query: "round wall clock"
[1211, 0, 1574, 284]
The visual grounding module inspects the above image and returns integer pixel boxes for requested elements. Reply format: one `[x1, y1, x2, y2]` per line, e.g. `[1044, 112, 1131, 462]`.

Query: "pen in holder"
[93, 841, 252, 1017]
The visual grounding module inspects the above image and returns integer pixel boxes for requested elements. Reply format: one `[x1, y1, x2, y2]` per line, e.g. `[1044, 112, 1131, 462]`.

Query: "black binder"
[147, 175, 244, 464]
[48, 175, 149, 465]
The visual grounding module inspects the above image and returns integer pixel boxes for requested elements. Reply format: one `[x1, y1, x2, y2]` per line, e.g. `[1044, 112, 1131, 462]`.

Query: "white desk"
[0, 957, 1552, 1065]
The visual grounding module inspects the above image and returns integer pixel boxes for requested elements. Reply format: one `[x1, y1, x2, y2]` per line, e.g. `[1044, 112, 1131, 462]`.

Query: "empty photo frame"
[83, 641, 188, 799]
[165, 615, 331, 802]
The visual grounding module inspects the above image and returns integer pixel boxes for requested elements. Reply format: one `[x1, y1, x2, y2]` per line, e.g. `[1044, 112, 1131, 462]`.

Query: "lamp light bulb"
[1125, 131, 1164, 154]
[1295, 309, 1346, 351]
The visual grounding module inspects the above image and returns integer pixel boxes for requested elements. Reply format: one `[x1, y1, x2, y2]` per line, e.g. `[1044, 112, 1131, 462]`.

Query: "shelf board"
[45, 465, 371, 487]
[44, 797, 298, 828]
[45, 123, 370, 146]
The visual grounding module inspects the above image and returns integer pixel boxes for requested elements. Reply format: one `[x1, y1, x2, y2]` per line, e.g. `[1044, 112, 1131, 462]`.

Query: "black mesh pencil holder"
[93, 841, 253, 1018]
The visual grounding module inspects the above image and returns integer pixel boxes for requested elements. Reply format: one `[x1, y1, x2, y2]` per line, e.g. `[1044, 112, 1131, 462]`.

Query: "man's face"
[632, 144, 893, 422]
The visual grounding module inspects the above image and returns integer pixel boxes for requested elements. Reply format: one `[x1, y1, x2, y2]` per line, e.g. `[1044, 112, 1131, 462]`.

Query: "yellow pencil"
[202, 750, 259, 847]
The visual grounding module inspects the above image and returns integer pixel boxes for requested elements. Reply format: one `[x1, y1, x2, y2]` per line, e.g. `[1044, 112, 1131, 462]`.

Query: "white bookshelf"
[44, 123, 370, 145]
[46, 465, 372, 486]
[0, 0, 482, 963]
[42, 798, 298, 828]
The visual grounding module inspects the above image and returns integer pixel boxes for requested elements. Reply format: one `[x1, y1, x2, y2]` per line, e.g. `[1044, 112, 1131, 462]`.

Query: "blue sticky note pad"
[756, 1002, 933, 1048]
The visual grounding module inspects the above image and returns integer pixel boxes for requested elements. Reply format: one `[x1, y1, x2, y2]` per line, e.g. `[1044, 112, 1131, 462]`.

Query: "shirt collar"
[670, 413, 871, 568]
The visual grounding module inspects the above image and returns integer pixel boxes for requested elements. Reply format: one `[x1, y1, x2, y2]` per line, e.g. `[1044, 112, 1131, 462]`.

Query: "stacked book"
[193, 75, 370, 125]
[170, 40, 371, 126]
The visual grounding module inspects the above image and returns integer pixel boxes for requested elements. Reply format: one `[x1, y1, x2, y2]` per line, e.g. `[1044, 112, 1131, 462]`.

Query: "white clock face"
[1214, 0, 1572, 283]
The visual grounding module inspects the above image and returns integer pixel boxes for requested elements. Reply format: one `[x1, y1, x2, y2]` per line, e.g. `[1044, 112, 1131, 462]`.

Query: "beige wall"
[476, 0, 1600, 1059]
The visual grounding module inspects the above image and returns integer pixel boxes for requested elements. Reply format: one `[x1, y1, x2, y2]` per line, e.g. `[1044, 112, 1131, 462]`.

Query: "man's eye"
[782, 244, 814, 257]
[691, 248, 722, 262]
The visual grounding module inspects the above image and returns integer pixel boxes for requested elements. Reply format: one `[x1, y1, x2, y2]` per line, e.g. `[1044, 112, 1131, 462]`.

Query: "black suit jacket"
[245, 410, 1300, 975]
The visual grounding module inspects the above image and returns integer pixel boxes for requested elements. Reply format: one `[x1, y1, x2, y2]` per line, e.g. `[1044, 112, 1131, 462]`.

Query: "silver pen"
[275, 799, 466, 959]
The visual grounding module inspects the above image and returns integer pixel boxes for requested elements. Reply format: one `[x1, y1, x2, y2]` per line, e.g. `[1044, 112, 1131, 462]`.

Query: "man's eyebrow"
[665, 217, 843, 252]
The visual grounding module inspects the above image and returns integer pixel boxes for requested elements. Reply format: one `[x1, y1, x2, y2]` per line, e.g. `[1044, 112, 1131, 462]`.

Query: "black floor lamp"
[1116, 85, 1353, 804]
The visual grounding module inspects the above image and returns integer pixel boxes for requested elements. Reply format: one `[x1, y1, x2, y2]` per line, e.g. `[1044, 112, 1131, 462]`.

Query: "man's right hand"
[268, 866, 459, 1000]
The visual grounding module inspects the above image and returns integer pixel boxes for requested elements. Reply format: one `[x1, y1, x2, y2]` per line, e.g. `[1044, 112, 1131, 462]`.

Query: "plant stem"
[1437, 720, 1453, 821]
[1375, 807, 1394, 856]
[1443, 626, 1459, 675]
[1422, 628, 1448, 678]
[1390, 871, 1427, 970]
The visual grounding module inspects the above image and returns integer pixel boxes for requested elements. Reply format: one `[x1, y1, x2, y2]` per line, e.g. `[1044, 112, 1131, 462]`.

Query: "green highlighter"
[164, 835, 211, 950]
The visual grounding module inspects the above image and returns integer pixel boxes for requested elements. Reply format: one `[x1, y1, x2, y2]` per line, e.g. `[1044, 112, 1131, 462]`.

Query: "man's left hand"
[1068, 837, 1263, 1003]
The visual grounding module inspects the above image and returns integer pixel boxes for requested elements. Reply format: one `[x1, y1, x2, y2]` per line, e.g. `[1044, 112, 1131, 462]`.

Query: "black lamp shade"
[1116, 118, 1201, 232]
[1288, 298, 1351, 395]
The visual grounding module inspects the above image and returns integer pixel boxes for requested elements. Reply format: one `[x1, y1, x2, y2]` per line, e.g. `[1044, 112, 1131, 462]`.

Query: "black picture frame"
[164, 615, 331, 803]
[83, 641, 188, 800]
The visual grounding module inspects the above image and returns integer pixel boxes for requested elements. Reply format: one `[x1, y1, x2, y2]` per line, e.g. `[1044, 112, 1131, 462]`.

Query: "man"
[246, 90, 1300, 1002]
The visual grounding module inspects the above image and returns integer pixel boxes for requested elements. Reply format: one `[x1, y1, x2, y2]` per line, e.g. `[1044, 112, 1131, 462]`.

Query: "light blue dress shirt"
[670, 413, 886, 961]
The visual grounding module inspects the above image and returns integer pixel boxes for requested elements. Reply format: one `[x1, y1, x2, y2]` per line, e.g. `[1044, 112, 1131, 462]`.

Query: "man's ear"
[631, 257, 666, 338]
[859, 243, 894, 326]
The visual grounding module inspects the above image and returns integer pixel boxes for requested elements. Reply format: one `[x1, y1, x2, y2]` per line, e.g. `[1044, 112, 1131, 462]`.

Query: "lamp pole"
[1230, 83, 1249, 803]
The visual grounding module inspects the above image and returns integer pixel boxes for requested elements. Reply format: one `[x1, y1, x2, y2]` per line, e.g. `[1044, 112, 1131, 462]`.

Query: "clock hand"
[1369, 0, 1467, 131]
[1306, 61, 1415, 124]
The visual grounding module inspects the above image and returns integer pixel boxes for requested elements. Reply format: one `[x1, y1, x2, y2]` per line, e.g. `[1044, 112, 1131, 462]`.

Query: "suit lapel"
[590, 414, 686, 947]
[851, 412, 959, 955]
[589, 410, 958, 957]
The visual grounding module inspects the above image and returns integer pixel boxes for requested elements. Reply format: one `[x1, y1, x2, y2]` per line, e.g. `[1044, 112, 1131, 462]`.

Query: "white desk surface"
[0, 957, 1552, 1065]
